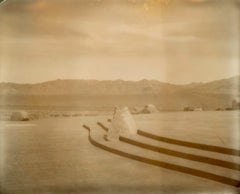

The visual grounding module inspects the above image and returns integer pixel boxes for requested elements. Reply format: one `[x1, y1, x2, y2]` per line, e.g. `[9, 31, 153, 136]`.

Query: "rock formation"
[10, 111, 29, 121]
[107, 106, 137, 140]
[140, 104, 159, 114]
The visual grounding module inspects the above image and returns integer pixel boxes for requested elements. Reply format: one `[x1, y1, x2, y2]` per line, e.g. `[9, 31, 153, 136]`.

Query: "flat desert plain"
[0, 111, 239, 194]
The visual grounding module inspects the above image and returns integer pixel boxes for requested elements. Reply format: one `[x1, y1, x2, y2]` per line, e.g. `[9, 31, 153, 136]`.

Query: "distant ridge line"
[1, 75, 239, 110]
[0, 74, 239, 86]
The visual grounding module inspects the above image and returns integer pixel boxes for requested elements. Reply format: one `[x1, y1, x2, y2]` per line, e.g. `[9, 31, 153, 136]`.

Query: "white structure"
[107, 106, 137, 141]
[10, 111, 29, 121]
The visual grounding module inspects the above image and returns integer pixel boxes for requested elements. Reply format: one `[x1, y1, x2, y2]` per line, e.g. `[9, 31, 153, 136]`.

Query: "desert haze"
[0, 75, 239, 111]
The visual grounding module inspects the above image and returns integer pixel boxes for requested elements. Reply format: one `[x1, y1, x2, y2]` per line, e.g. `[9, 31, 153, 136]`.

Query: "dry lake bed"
[0, 111, 239, 194]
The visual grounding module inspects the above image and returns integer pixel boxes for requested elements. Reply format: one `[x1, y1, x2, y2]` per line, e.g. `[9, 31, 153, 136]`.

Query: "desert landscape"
[0, 75, 239, 120]
[1, 0, 240, 193]
[0, 108, 240, 194]
[0, 76, 240, 194]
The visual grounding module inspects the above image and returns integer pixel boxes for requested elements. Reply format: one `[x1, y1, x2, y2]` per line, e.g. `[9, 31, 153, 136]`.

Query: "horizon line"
[0, 74, 239, 86]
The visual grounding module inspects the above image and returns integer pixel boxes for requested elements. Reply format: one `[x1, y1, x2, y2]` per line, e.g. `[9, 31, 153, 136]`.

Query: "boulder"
[107, 106, 137, 141]
[140, 104, 159, 114]
[10, 111, 29, 121]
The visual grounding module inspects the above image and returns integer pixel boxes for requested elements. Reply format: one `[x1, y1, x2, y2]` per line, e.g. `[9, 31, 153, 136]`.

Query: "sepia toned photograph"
[0, 0, 239, 193]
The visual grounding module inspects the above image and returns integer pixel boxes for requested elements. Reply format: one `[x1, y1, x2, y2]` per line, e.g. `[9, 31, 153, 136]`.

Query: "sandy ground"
[0, 112, 239, 194]
[134, 111, 240, 149]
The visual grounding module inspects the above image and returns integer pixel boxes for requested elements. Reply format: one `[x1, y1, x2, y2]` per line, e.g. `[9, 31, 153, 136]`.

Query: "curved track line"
[97, 121, 240, 156]
[83, 124, 240, 187]
[97, 122, 108, 132]
[119, 136, 240, 171]
[97, 121, 240, 170]
[137, 130, 240, 156]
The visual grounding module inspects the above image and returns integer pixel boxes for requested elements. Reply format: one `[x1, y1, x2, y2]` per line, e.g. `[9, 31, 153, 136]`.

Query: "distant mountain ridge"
[0, 76, 239, 111]
[0, 75, 239, 96]
[0, 79, 178, 96]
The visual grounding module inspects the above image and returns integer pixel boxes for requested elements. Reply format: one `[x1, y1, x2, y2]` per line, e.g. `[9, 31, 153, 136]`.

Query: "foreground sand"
[0, 111, 239, 194]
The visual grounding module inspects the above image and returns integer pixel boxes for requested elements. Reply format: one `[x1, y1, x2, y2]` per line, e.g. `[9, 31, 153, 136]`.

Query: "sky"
[0, 0, 239, 84]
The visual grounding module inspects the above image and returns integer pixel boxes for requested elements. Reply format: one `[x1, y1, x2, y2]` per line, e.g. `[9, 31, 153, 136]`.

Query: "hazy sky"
[0, 0, 239, 84]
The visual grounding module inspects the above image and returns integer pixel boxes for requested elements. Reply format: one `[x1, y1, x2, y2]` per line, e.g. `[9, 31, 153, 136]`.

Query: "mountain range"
[0, 75, 239, 111]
